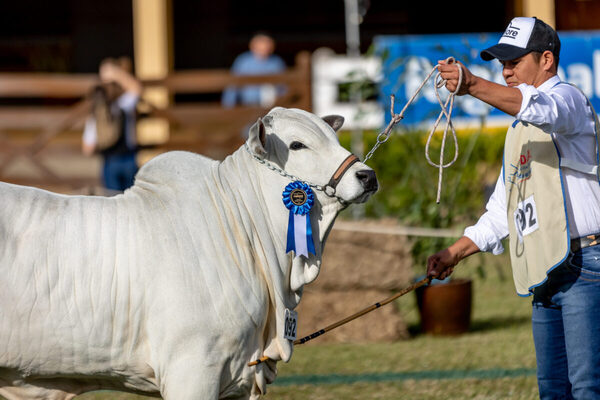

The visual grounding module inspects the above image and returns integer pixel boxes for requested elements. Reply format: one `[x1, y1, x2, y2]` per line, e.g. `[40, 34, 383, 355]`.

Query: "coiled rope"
[364, 57, 463, 203]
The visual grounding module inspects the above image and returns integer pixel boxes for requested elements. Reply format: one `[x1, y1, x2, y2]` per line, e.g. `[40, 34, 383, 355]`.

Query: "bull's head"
[248, 107, 378, 207]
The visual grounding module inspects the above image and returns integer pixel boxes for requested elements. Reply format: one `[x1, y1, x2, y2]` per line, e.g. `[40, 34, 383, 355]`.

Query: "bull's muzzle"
[356, 169, 378, 193]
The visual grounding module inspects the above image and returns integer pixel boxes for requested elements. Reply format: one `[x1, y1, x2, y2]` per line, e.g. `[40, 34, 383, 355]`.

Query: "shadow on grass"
[407, 314, 531, 337]
[470, 315, 531, 332]
[273, 367, 537, 386]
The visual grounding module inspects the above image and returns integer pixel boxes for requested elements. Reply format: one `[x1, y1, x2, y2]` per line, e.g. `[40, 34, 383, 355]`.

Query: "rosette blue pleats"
[282, 181, 315, 258]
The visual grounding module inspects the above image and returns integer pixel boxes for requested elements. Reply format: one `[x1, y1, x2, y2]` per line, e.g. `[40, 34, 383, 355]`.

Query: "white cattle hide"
[0, 107, 377, 400]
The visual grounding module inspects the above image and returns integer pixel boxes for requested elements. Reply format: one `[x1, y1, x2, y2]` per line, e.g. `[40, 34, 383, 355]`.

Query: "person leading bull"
[427, 16, 600, 399]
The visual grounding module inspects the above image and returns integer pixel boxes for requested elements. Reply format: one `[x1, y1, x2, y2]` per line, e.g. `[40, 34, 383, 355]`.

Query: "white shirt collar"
[537, 74, 561, 93]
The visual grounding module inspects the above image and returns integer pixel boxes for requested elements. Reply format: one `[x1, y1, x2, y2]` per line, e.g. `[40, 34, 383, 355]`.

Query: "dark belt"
[571, 233, 600, 253]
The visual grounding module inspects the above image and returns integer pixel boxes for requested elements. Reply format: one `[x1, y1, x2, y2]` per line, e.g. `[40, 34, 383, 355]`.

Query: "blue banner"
[373, 31, 600, 127]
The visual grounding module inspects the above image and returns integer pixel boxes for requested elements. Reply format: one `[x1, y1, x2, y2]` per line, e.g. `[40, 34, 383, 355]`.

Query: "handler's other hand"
[427, 248, 458, 280]
[437, 59, 473, 96]
[426, 236, 479, 280]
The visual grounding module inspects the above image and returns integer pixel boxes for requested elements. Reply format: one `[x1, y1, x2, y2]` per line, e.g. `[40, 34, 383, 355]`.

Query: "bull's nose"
[356, 169, 378, 192]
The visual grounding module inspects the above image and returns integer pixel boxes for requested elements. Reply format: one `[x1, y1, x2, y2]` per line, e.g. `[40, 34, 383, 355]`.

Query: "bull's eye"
[290, 141, 307, 150]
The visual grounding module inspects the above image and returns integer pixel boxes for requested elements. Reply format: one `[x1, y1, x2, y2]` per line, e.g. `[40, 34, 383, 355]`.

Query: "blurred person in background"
[82, 57, 142, 192]
[221, 31, 286, 110]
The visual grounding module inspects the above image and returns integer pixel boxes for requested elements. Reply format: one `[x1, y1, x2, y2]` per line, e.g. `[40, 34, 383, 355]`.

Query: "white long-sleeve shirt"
[464, 74, 600, 254]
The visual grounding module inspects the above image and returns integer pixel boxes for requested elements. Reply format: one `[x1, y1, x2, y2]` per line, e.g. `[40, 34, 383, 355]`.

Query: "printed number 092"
[285, 317, 296, 337]
[517, 202, 536, 231]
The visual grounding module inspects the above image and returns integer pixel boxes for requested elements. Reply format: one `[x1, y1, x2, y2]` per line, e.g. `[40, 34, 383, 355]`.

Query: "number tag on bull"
[513, 195, 539, 243]
[283, 308, 297, 341]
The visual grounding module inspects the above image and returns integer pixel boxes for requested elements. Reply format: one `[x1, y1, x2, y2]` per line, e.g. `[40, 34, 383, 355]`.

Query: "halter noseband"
[322, 154, 359, 196]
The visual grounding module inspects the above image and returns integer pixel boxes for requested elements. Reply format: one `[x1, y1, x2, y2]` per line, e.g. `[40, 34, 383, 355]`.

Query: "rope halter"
[244, 143, 360, 203]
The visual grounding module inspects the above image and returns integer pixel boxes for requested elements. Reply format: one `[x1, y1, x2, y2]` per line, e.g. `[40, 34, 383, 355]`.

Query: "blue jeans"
[102, 152, 138, 192]
[532, 245, 600, 399]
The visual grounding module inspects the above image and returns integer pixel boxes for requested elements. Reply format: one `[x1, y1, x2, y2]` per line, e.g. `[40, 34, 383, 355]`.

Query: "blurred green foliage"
[339, 125, 507, 267]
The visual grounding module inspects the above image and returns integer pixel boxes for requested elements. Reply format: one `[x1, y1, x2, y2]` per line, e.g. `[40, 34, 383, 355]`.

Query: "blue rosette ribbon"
[282, 181, 315, 257]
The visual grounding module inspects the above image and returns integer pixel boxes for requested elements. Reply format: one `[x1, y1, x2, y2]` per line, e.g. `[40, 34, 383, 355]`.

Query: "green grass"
[263, 250, 537, 399]
[263, 377, 539, 400]
[3, 251, 538, 399]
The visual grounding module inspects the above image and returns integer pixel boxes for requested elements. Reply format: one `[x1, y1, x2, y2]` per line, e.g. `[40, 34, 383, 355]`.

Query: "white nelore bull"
[0, 107, 377, 400]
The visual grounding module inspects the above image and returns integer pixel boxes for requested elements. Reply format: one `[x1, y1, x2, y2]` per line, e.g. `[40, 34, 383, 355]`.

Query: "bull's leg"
[160, 360, 220, 400]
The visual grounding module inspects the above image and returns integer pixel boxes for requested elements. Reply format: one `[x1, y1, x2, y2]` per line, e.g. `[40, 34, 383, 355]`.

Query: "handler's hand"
[427, 248, 458, 280]
[426, 236, 480, 280]
[437, 59, 475, 96]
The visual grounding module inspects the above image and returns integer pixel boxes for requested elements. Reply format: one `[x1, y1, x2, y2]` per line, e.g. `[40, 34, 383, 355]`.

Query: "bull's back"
[0, 182, 146, 377]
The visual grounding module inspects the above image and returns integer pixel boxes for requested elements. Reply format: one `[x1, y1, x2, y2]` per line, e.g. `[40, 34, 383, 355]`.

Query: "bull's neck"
[217, 148, 290, 252]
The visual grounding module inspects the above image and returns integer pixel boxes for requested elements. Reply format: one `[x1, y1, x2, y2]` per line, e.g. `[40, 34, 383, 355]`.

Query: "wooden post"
[295, 51, 312, 112]
[520, 0, 556, 27]
[132, 0, 173, 154]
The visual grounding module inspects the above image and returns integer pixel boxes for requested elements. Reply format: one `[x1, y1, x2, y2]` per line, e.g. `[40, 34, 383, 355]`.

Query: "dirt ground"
[296, 219, 415, 343]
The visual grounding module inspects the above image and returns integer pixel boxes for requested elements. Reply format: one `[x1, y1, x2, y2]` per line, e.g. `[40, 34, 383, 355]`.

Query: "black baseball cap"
[481, 17, 561, 62]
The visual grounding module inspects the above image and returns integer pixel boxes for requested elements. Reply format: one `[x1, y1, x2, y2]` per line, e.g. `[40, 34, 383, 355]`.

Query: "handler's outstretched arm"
[427, 236, 480, 280]
[437, 59, 522, 117]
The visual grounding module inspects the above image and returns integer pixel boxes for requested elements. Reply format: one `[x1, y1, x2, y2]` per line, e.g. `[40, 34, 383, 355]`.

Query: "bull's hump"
[135, 151, 217, 187]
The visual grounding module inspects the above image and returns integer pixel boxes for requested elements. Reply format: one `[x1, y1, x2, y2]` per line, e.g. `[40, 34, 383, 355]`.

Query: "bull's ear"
[322, 115, 345, 132]
[248, 118, 267, 157]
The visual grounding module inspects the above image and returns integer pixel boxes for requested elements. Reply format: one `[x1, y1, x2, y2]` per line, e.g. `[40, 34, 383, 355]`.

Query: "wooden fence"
[0, 51, 311, 193]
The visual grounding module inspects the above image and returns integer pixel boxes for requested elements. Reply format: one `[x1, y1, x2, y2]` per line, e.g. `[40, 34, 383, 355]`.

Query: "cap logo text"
[502, 22, 520, 40]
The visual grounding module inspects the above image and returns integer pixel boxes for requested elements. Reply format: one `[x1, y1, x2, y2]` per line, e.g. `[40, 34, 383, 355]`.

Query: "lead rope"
[364, 57, 463, 203]
[248, 57, 463, 368]
[248, 274, 433, 367]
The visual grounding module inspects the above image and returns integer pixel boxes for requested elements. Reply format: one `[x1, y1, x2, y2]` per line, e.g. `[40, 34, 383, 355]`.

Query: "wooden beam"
[146, 70, 305, 93]
[153, 105, 267, 127]
[0, 74, 97, 97]
[0, 108, 81, 129]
